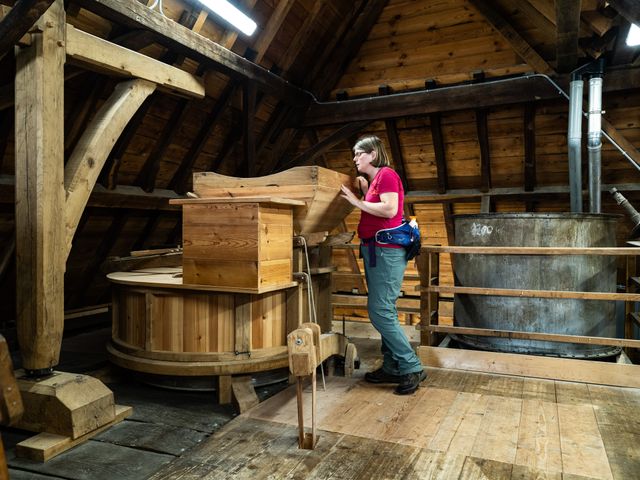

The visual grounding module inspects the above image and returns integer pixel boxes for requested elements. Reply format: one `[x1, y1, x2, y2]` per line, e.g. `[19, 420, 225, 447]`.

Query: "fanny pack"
[362, 218, 422, 267]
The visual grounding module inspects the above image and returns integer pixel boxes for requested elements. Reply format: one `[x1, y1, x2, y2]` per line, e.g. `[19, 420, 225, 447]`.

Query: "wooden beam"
[430, 113, 448, 193]
[217, 0, 257, 50]
[134, 10, 225, 192]
[379, 85, 409, 191]
[301, 75, 565, 126]
[169, 83, 237, 193]
[306, 1, 366, 92]
[14, 0, 65, 373]
[405, 183, 640, 203]
[310, 0, 388, 97]
[64, 79, 157, 259]
[524, 102, 536, 191]
[332, 294, 419, 313]
[8, 176, 640, 211]
[64, 76, 108, 159]
[0, 109, 12, 172]
[136, 98, 190, 192]
[251, 0, 295, 65]
[468, 0, 555, 74]
[255, 104, 294, 175]
[283, 121, 371, 170]
[99, 98, 152, 190]
[0, 236, 15, 287]
[0, 0, 55, 59]
[243, 81, 257, 177]
[480, 195, 491, 213]
[75, 0, 312, 106]
[67, 211, 129, 308]
[608, 0, 640, 26]
[426, 324, 640, 349]
[279, 0, 326, 73]
[601, 117, 640, 170]
[555, 0, 581, 73]
[209, 126, 242, 173]
[476, 109, 491, 192]
[418, 346, 640, 388]
[258, 1, 374, 175]
[422, 245, 640, 256]
[510, 0, 556, 39]
[65, 24, 204, 98]
[131, 212, 161, 251]
[443, 203, 455, 245]
[0, 82, 12, 112]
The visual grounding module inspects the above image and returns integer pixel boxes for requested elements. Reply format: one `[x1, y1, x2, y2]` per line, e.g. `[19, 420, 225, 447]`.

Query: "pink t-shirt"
[357, 167, 404, 241]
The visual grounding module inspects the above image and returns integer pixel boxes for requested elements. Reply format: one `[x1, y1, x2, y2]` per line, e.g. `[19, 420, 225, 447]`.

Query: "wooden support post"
[314, 245, 333, 332]
[231, 376, 259, 413]
[64, 79, 156, 259]
[243, 80, 257, 177]
[218, 375, 232, 405]
[14, 0, 65, 373]
[234, 294, 252, 358]
[625, 254, 639, 362]
[417, 250, 439, 347]
[287, 248, 306, 332]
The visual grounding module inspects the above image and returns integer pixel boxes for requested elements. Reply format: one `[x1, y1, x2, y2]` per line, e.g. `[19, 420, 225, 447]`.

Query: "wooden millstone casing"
[106, 270, 296, 376]
[107, 167, 354, 381]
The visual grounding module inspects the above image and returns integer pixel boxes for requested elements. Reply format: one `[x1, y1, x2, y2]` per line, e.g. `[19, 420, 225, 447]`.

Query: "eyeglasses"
[353, 151, 367, 158]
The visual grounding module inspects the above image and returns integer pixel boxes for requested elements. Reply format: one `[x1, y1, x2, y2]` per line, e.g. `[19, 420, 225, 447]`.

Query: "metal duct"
[588, 76, 603, 213]
[568, 79, 583, 213]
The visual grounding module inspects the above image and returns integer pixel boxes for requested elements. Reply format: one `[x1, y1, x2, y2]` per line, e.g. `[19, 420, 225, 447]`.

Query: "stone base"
[15, 370, 116, 439]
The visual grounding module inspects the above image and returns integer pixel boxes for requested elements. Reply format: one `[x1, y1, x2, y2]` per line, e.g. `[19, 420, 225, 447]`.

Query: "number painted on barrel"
[471, 222, 494, 236]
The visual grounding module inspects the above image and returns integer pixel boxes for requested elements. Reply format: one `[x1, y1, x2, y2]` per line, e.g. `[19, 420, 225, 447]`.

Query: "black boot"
[364, 367, 403, 384]
[394, 370, 427, 395]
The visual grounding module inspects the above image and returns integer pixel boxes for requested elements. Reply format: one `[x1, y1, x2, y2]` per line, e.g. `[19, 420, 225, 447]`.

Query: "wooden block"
[287, 328, 317, 376]
[231, 376, 259, 413]
[15, 405, 132, 462]
[218, 375, 232, 405]
[181, 201, 293, 290]
[16, 371, 115, 439]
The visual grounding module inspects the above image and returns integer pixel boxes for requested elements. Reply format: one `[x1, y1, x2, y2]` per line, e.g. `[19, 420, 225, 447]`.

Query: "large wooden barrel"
[107, 269, 298, 376]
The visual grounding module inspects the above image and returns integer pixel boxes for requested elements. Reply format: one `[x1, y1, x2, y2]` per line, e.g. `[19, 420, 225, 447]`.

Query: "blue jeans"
[361, 245, 423, 376]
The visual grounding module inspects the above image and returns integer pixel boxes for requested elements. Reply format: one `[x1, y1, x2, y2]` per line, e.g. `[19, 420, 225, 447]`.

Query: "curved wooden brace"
[64, 79, 156, 259]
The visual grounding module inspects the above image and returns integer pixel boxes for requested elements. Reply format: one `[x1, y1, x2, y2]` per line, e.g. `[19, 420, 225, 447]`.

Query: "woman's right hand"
[355, 176, 369, 197]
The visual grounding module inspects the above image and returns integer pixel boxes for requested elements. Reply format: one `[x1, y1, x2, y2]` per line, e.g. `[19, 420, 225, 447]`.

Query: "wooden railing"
[417, 245, 640, 352]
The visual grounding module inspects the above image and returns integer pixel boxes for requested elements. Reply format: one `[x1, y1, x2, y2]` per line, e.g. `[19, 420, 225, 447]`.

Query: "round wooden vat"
[107, 269, 292, 376]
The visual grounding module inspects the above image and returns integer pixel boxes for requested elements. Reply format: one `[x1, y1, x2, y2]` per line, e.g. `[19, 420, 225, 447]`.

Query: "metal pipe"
[587, 76, 603, 213]
[568, 80, 583, 212]
[610, 187, 640, 238]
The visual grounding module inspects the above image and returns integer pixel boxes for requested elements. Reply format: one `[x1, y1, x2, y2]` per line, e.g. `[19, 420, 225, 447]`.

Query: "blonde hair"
[353, 135, 391, 168]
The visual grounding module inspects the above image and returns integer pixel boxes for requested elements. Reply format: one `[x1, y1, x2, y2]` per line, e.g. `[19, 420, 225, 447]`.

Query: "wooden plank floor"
[152, 366, 640, 479]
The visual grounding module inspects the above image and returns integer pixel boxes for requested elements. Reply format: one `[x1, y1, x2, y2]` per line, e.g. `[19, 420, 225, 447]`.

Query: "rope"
[147, 0, 167, 17]
[295, 236, 326, 391]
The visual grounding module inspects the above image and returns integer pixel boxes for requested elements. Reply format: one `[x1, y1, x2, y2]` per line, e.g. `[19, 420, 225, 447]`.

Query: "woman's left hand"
[340, 184, 361, 208]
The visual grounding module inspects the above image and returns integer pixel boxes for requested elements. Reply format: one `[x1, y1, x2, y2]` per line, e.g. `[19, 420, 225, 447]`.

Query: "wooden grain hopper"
[192, 166, 355, 235]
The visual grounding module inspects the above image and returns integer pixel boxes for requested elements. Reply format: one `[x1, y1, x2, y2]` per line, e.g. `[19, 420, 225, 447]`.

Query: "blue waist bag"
[375, 219, 422, 261]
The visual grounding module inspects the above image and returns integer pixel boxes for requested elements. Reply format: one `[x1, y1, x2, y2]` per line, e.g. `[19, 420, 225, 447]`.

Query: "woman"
[340, 135, 426, 395]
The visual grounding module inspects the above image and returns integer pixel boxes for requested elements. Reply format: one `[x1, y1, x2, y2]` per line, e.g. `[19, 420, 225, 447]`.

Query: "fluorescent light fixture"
[627, 23, 640, 47]
[198, 0, 257, 36]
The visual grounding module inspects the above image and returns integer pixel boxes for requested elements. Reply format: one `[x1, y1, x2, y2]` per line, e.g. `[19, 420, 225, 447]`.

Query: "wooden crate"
[170, 197, 302, 291]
